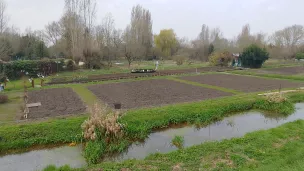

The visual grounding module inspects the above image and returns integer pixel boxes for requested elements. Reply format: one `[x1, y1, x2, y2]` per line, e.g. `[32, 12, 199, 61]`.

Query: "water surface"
[104, 103, 304, 161]
[0, 145, 85, 171]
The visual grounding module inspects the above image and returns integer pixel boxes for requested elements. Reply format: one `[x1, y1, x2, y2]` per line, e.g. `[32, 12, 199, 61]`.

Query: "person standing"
[155, 60, 159, 70]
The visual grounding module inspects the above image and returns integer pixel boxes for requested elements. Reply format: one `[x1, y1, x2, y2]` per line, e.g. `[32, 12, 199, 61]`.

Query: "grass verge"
[168, 77, 243, 94]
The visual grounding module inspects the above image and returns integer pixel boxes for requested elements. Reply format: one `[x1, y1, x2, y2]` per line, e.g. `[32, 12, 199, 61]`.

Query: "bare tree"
[63, 0, 84, 63]
[0, 0, 8, 34]
[270, 25, 304, 59]
[45, 21, 62, 45]
[130, 5, 153, 60]
[123, 25, 142, 67]
[101, 13, 115, 66]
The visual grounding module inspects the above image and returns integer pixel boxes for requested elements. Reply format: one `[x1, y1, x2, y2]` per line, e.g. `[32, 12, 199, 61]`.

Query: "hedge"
[0, 59, 65, 80]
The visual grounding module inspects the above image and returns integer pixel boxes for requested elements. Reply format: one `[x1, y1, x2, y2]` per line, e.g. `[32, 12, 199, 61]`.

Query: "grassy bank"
[47, 119, 304, 171]
[1, 92, 302, 159]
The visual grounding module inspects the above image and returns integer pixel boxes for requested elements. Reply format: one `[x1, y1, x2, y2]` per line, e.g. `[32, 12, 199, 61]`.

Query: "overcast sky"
[5, 0, 304, 39]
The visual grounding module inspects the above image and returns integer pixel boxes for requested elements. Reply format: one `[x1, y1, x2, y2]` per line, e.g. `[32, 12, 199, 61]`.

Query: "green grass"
[0, 92, 22, 124]
[168, 77, 243, 94]
[171, 135, 185, 149]
[0, 116, 87, 154]
[71, 85, 98, 107]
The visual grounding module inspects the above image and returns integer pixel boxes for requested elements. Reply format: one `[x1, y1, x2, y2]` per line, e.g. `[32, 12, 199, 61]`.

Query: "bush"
[0, 59, 65, 80]
[240, 44, 269, 68]
[209, 51, 233, 67]
[0, 94, 8, 104]
[173, 55, 187, 65]
[296, 53, 304, 60]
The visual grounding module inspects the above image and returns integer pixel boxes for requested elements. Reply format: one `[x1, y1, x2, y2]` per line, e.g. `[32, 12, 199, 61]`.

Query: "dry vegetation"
[82, 103, 124, 142]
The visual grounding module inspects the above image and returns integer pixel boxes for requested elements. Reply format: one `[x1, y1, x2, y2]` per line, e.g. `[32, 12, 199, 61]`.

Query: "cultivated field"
[27, 88, 86, 119]
[266, 66, 304, 75]
[180, 74, 304, 93]
[88, 79, 232, 109]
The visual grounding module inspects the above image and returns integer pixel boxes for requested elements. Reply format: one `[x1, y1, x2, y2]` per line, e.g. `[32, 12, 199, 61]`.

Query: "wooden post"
[41, 79, 44, 87]
[4, 77, 7, 86]
[31, 79, 34, 88]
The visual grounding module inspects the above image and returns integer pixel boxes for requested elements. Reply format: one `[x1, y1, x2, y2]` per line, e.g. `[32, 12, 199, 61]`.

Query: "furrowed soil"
[27, 88, 86, 119]
[266, 66, 304, 75]
[88, 79, 232, 109]
[180, 74, 304, 93]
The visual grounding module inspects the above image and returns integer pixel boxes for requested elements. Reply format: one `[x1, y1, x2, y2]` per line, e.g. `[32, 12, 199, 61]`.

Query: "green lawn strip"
[0, 92, 23, 125]
[0, 116, 87, 154]
[70, 120, 304, 171]
[71, 85, 98, 107]
[167, 77, 243, 95]
[229, 70, 304, 82]
[0, 92, 303, 158]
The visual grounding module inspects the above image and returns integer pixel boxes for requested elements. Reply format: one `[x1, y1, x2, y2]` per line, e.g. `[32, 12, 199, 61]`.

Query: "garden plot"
[27, 88, 86, 119]
[265, 66, 304, 75]
[180, 74, 304, 93]
[88, 79, 232, 109]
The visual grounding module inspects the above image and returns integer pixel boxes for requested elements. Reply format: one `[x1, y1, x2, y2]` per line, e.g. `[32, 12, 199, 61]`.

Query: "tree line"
[0, 0, 304, 68]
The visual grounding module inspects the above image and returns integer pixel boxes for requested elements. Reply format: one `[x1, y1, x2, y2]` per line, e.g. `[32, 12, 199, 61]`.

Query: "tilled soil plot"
[88, 79, 232, 109]
[265, 66, 304, 75]
[27, 88, 86, 119]
[180, 74, 304, 93]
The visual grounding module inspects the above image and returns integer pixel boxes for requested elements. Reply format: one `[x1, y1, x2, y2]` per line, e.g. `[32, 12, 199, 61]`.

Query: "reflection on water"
[104, 103, 304, 161]
[0, 103, 303, 171]
[0, 145, 86, 171]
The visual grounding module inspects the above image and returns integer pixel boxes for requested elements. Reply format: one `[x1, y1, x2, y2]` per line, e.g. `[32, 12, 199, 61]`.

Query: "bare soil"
[88, 79, 232, 109]
[180, 74, 304, 93]
[50, 67, 232, 84]
[27, 88, 86, 119]
[265, 66, 304, 75]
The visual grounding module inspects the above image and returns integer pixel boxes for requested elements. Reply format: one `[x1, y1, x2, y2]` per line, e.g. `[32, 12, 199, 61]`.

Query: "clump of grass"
[266, 93, 287, 103]
[171, 136, 185, 149]
[42, 165, 72, 171]
[81, 103, 124, 142]
[84, 140, 106, 165]
[82, 103, 125, 165]
[254, 94, 295, 115]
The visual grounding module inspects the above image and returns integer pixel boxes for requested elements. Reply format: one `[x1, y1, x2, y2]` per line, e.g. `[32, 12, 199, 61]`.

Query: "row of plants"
[0, 92, 303, 164]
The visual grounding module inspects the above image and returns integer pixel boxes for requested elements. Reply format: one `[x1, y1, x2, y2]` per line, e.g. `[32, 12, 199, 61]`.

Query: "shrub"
[296, 53, 304, 60]
[81, 103, 124, 142]
[0, 59, 65, 80]
[209, 51, 233, 67]
[240, 44, 269, 68]
[0, 94, 8, 104]
[173, 55, 187, 65]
